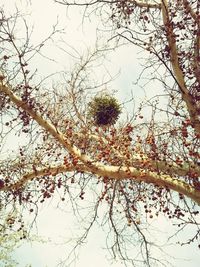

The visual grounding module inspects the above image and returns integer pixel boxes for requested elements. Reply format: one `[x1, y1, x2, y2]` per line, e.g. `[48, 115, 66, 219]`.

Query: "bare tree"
[55, 0, 200, 134]
[0, 2, 200, 266]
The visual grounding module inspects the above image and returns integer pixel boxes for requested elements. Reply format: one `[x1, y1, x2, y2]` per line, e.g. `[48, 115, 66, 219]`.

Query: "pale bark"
[55, 0, 161, 9]
[1, 162, 200, 205]
[1, 0, 200, 205]
[161, 0, 200, 135]
[0, 82, 200, 205]
[55, 0, 200, 135]
[129, 0, 161, 9]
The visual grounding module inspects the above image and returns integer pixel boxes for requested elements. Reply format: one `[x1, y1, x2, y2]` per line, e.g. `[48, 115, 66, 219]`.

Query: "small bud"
[0, 179, 4, 189]
[0, 74, 5, 81]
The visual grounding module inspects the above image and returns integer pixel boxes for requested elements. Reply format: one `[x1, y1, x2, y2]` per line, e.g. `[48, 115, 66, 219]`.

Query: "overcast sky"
[1, 0, 200, 267]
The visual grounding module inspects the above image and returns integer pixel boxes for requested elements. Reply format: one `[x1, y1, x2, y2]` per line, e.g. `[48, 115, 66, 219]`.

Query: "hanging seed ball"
[88, 94, 121, 126]
[0, 179, 4, 189]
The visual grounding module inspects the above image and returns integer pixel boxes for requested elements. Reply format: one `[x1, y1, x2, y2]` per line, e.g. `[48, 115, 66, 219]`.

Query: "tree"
[55, 0, 200, 133]
[0, 206, 35, 267]
[0, 1, 200, 266]
[0, 215, 20, 267]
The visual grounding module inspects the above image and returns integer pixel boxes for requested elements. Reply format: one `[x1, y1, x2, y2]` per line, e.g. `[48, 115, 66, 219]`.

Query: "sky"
[12, 196, 200, 267]
[0, 0, 200, 267]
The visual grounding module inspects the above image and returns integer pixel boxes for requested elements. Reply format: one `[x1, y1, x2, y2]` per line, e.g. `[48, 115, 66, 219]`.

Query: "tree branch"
[161, 0, 200, 135]
[1, 160, 200, 205]
[1, 164, 89, 191]
[182, 0, 199, 22]
[55, 0, 161, 9]
[1, 83, 199, 205]
[0, 83, 97, 169]
[131, 0, 161, 9]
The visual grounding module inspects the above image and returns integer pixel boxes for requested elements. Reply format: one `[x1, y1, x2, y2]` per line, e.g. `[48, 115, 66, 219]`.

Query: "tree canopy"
[0, 1, 200, 266]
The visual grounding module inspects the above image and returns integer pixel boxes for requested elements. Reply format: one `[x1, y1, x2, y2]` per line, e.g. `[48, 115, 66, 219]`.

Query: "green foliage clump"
[88, 94, 121, 126]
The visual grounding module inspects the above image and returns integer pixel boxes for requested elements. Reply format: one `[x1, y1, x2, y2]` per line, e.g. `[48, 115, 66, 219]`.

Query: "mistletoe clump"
[88, 94, 121, 126]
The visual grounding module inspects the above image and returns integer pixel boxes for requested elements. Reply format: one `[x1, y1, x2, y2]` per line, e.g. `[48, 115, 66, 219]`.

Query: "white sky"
[13, 196, 200, 267]
[1, 0, 200, 267]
